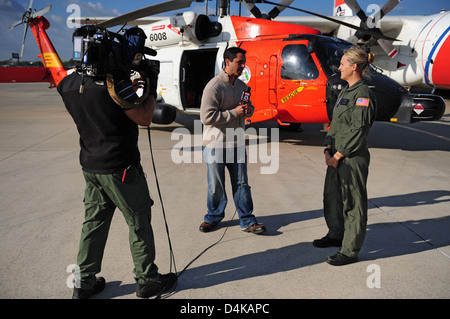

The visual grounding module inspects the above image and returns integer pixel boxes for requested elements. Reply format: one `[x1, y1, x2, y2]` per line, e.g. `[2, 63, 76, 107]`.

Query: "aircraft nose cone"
[429, 31, 450, 89]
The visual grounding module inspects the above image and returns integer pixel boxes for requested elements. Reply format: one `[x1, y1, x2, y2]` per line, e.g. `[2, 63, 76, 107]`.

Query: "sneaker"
[72, 276, 106, 299]
[136, 273, 177, 298]
[243, 223, 266, 234]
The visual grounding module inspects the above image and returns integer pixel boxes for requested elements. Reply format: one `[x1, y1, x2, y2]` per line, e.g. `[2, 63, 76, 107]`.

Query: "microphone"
[240, 87, 251, 118]
[240, 87, 251, 105]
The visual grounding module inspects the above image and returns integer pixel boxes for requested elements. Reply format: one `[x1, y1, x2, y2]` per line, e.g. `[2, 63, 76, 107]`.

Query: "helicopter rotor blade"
[98, 0, 193, 29]
[242, 0, 294, 20]
[8, 0, 52, 58]
[241, 1, 263, 18]
[8, 1, 49, 30]
[9, 0, 33, 30]
[268, 0, 295, 20]
[9, 19, 24, 31]
[20, 24, 29, 58]
[31, 4, 52, 19]
[27, 0, 34, 12]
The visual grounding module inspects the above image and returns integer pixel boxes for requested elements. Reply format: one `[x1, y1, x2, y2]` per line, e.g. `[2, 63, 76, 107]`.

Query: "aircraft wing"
[0, 67, 53, 84]
[69, 16, 169, 27]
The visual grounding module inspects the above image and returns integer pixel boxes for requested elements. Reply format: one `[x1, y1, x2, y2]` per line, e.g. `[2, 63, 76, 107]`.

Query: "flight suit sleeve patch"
[356, 97, 370, 107]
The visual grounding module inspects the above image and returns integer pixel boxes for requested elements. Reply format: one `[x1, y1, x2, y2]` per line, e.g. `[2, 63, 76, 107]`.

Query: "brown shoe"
[199, 222, 216, 233]
[243, 223, 266, 234]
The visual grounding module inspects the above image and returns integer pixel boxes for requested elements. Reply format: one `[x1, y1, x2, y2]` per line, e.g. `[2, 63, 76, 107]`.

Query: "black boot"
[326, 252, 358, 266]
[313, 236, 342, 248]
[72, 277, 106, 299]
[136, 273, 177, 298]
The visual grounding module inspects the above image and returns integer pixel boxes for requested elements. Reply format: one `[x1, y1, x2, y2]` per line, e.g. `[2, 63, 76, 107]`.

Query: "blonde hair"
[344, 47, 376, 76]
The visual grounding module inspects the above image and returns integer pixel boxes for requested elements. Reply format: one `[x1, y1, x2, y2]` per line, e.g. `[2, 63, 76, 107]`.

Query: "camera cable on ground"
[146, 126, 239, 299]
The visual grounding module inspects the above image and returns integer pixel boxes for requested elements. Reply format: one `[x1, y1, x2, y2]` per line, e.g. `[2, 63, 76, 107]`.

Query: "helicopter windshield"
[281, 44, 319, 80]
[312, 38, 353, 78]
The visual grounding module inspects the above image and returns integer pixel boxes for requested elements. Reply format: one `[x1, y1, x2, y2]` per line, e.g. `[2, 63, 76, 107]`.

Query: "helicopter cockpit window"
[281, 44, 319, 80]
[313, 40, 351, 77]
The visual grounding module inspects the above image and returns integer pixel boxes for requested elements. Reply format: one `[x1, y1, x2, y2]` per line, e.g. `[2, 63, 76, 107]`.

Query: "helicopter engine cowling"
[144, 12, 222, 48]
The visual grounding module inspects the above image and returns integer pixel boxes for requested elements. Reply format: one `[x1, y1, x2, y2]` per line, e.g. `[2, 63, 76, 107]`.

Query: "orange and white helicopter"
[0, 0, 445, 126]
[269, 0, 450, 91]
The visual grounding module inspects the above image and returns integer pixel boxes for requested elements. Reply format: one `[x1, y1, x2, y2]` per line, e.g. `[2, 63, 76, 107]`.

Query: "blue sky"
[1, 0, 449, 61]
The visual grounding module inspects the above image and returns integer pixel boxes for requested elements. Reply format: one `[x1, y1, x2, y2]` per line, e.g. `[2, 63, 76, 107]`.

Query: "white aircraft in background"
[251, 0, 450, 91]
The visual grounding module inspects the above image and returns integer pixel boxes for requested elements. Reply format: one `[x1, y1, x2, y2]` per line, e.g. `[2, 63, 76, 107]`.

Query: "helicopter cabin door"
[277, 42, 327, 123]
[180, 48, 218, 110]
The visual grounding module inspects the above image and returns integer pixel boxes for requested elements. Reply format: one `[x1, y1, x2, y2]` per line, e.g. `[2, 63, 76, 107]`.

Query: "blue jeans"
[203, 146, 257, 230]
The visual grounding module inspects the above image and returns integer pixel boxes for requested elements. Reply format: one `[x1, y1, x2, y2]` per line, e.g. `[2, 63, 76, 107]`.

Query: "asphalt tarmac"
[0, 83, 449, 302]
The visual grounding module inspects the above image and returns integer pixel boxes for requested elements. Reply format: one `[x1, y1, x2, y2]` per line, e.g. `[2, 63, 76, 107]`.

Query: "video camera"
[72, 25, 159, 109]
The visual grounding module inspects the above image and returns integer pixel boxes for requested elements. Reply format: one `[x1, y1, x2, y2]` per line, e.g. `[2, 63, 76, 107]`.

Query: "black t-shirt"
[57, 72, 140, 173]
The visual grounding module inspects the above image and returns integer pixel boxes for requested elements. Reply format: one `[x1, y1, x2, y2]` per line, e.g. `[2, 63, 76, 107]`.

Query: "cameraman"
[57, 27, 176, 299]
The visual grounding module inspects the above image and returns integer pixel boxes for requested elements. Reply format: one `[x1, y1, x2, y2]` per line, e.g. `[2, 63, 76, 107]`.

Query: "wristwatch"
[324, 148, 332, 154]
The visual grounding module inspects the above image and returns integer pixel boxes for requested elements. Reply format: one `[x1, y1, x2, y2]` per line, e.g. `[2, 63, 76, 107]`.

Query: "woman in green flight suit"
[313, 46, 377, 266]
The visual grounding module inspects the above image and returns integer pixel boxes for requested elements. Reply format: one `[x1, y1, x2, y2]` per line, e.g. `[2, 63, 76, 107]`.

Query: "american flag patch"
[356, 98, 369, 107]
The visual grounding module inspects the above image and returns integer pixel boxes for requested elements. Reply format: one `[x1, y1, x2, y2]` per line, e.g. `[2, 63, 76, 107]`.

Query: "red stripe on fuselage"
[431, 32, 450, 89]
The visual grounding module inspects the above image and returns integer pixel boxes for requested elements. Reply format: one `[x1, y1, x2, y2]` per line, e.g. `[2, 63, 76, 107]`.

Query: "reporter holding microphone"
[199, 47, 266, 235]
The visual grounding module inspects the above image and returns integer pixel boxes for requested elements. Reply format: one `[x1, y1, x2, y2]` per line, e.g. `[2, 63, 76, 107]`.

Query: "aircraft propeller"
[8, 0, 52, 58]
[343, 0, 401, 58]
[256, 0, 397, 42]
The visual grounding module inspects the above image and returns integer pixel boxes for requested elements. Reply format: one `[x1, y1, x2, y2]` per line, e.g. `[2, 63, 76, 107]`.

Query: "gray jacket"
[200, 70, 254, 148]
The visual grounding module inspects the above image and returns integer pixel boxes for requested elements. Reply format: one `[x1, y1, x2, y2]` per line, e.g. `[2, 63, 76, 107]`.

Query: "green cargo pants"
[323, 149, 370, 258]
[76, 164, 158, 288]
